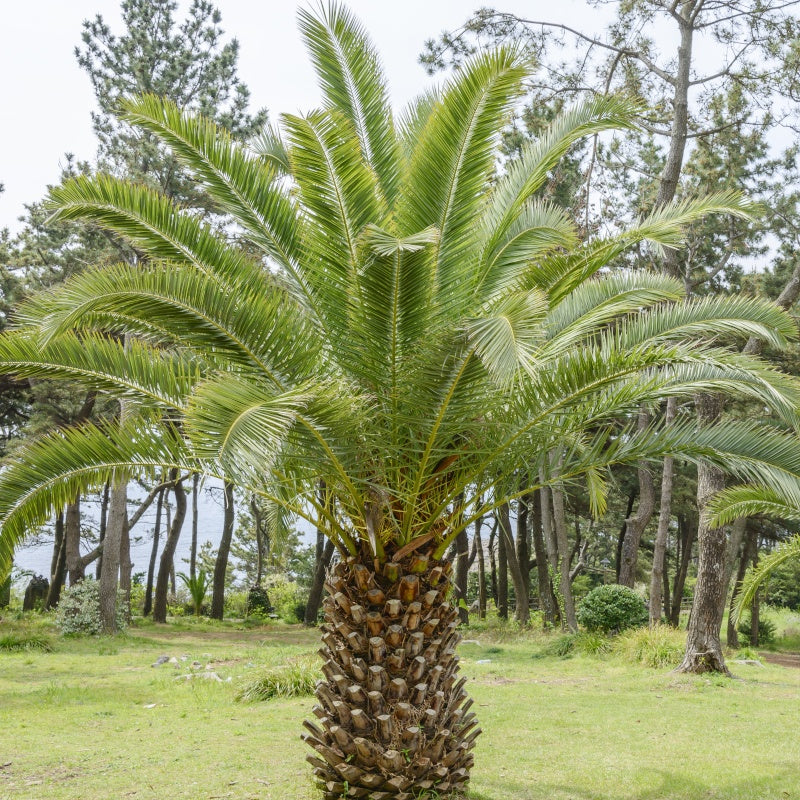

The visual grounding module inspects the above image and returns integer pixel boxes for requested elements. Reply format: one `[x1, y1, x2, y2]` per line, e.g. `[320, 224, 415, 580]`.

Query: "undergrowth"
[236, 654, 319, 701]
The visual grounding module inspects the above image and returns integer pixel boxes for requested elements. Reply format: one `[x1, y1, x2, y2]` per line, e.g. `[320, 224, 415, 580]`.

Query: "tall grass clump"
[0, 629, 53, 652]
[614, 625, 686, 668]
[236, 655, 319, 702]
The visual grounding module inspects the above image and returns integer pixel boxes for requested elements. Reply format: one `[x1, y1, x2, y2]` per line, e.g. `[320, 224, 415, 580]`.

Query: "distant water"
[12, 479, 228, 585]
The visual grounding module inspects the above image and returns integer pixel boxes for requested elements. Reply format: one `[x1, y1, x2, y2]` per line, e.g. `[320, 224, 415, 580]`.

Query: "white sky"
[0, 0, 608, 232]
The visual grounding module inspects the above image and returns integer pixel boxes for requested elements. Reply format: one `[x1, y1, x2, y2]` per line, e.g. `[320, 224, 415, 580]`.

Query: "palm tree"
[2, 5, 800, 797]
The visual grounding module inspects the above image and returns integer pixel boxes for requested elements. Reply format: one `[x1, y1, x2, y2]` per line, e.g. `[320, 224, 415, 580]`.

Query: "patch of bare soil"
[761, 651, 800, 669]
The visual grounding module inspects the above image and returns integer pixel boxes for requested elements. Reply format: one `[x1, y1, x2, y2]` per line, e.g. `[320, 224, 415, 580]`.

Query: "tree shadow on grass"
[466, 767, 798, 800]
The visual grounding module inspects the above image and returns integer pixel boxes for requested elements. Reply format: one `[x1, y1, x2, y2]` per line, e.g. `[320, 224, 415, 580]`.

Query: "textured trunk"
[749, 541, 761, 646]
[499, 501, 530, 625]
[531, 489, 557, 626]
[45, 513, 67, 610]
[650, 398, 676, 624]
[305, 544, 477, 799]
[551, 485, 578, 632]
[678, 394, 730, 674]
[474, 515, 486, 620]
[727, 527, 757, 648]
[621, 412, 657, 588]
[96, 483, 110, 579]
[210, 481, 235, 619]
[190, 473, 199, 581]
[153, 475, 187, 623]
[306, 537, 336, 625]
[99, 478, 127, 633]
[119, 514, 132, 618]
[487, 524, 497, 607]
[453, 528, 469, 624]
[143, 488, 164, 617]
[496, 506, 508, 619]
[669, 514, 695, 626]
[64, 498, 83, 585]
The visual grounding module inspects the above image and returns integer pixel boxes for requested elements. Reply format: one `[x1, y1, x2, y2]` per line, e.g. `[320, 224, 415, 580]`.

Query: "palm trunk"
[305, 543, 477, 799]
[210, 480, 235, 619]
[153, 474, 187, 623]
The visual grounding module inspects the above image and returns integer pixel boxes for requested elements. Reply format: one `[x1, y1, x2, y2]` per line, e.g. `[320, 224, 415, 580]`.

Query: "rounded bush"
[55, 579, 127, 635]
[577, 584, 647, 633]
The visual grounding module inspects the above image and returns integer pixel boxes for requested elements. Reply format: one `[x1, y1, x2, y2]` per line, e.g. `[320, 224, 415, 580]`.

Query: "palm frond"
[298, 2, 400, 204]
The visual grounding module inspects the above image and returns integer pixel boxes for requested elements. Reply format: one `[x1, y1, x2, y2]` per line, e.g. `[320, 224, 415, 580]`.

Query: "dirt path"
[761, 651, 800, 669]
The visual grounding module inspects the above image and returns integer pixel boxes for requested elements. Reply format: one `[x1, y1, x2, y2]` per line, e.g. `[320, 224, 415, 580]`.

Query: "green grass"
[0, 618, 798, 799]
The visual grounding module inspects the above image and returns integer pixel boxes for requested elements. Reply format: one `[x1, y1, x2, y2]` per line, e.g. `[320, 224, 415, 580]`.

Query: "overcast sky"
[0, 0, 610, 232]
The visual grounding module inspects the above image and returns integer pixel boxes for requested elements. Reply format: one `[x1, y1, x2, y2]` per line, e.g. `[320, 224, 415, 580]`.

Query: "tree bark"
[678, 393, 730, 674]
[532, 488, 557, 626]
[190, 472, 199, 581]
[99, 477, 127, 633]
[497, 505, 509, 620]
[96, 482, 110, 579]
[210, 480, 235, 619]
[669, 513, 695, 626]
[45, 512, 66, 610]
[474, 514, 486, 619]
[118, 513, 132, 618]
[153, 474, 187, 623]
[650, 397, 677, 624]
[727, 526, 757, 648]
[64, 497, 83, 585]
[499, 501, 530, 625]
[143, 487, 164, 617]
[454, 528, 470, 624]
[551, 484, 578, 632]
[305, 537, 335, 626]
[488, 523, 498, 606]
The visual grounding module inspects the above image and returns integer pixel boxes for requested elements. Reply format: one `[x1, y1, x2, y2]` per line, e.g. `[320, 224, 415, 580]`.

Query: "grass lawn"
[1, 617, 798, 800]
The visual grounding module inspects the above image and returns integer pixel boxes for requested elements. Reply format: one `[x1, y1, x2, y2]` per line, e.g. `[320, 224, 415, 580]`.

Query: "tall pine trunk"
[650, 398, 676, 624]
[678, 394, 730, 674]
[496, 506, 508, 619]
[210, 481, 235, 619]
[153, 475, 187, 623]
[45, 512, 66, 609]
[99, 478, 127, 633]
[305, 537, 336, 626]
[143, 487, 164, 617]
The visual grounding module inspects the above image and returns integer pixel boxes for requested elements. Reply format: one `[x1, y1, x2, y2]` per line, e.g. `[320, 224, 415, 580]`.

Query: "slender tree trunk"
[96, 482, 110, 579]
[454, 527, 470, 624]
[662, 545, 671, 621]
[749, 540, 761, 647]
[119, 514, 132, 617]
[650, 397, 676, 623]
[620, 413, 656, 587]
[99, 477, 127, 633]
[488, 524, 497, 606]
[153, 475, 187, 623]
[669, 514, 695, 626]
[143, 487, 164, 617]
[45, 513, 66, 609]
[615, 491, 636, 582]
[727, 527, 756, 648]
[190, 473, 199, 581]
[64, 497, 83, 585]
[531, 488, 557, 626]
[305, 537, 335, 626]
[551, 484, 578, 632]
[678, 394, 730, 674]
[497, 506, 509, 620]
[475, 514, 486, 620]
[210, 481, 235, 619]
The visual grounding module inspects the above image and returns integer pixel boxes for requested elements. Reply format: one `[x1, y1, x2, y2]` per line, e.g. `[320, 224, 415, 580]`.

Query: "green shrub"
[246, 585, 273, 617]
[54, 579, 127, 635]
[264, 575, 306, 623]
[236, 655, 319, 701]
[614, 625, 685, 668]
[737, 613, 777, 645]
[577, 584, 648, 633]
